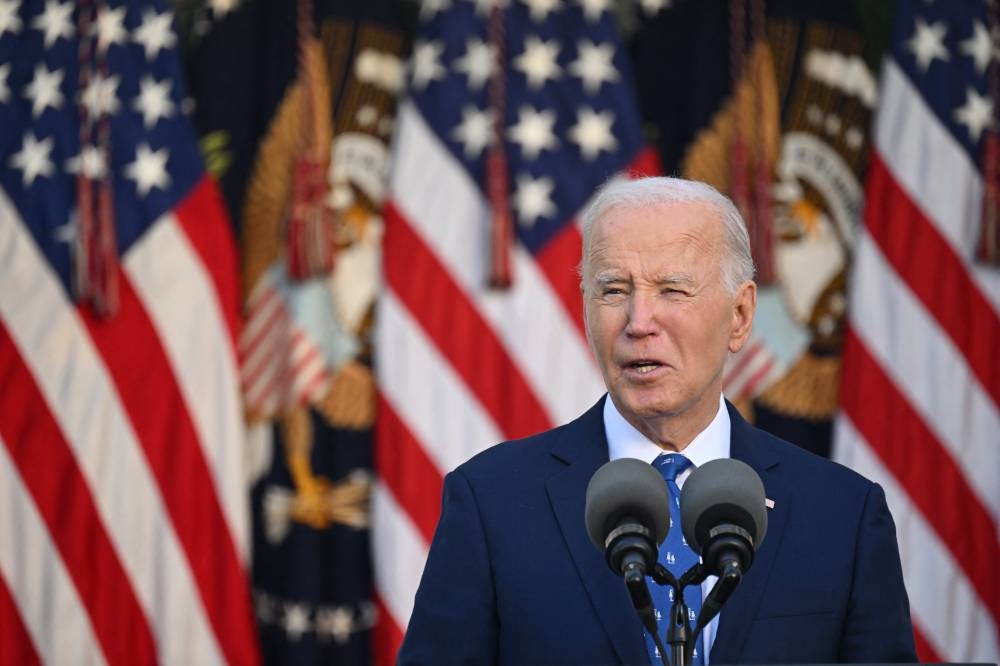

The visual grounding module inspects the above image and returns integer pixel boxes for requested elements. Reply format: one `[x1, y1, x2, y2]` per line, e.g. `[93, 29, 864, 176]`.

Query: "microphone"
[585, 457, 671, 574]
[678, 458, 768, 665]
[680, 458, 768, 582]
[585, 458, 671, 658]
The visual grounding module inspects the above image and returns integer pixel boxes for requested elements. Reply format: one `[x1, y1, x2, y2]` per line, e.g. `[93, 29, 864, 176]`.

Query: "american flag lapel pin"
[765, 498, 775, 510]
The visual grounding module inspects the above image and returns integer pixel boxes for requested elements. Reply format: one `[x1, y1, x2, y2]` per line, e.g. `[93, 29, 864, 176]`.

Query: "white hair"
[579, 176, 756, 294]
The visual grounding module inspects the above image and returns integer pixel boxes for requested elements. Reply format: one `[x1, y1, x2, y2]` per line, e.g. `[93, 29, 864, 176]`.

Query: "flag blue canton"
[410, 0, 645, 255]
[0, 0, 204, 294]
[892, 0, 994, 168]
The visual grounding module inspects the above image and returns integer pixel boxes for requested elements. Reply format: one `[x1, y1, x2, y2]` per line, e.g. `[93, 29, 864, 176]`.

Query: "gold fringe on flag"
[241, 38, 333, 299]
[756, 352, 841, 421]
[681, 41, 780, 216]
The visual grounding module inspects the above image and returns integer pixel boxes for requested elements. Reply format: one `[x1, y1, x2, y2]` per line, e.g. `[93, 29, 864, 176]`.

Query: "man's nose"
[624, 291, 659, 338]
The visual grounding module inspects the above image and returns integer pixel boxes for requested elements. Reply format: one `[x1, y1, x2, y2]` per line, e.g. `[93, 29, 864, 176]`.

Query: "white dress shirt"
[604, 394, 731, 664]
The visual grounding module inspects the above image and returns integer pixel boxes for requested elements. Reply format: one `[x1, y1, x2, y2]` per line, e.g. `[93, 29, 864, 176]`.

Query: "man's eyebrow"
[593, 273, 629, 285]
[658, 274, 695, 286]
[591, 273, 696, 286]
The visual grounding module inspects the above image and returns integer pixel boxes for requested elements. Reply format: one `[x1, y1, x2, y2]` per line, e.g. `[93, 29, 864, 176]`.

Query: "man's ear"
[728, 280, 757, 353]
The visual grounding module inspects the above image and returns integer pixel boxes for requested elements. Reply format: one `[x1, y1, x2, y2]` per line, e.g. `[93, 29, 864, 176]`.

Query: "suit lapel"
[709, 402, 790, 664]
[545, 397, 649, 665]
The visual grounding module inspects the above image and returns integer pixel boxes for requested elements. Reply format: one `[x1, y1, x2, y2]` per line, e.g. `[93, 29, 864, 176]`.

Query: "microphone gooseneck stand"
[604, 519, 672, 665]
[646, 559, 744, 666]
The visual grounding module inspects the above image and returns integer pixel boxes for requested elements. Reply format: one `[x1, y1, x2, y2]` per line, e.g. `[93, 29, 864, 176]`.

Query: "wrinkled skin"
[582, 201, 756, 451]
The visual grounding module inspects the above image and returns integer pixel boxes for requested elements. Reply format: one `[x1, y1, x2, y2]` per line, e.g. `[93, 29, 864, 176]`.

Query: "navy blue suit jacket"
[399, 398, 916, 665]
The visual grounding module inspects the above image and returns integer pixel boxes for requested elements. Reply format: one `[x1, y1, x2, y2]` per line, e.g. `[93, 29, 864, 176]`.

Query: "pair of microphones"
[584, 457, 769, 666]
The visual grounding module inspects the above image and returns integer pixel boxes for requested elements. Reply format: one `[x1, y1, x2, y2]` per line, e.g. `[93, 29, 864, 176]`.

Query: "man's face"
[582, 201, 755, 436]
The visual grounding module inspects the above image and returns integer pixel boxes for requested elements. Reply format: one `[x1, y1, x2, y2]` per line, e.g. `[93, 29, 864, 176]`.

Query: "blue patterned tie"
[644, 454, 704, 666]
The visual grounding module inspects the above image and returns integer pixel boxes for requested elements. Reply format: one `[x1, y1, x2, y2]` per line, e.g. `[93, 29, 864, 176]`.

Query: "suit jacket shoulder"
[402, 397, 656, 664]
[456, 399, 605, 479]
[717, 403, 916, 663]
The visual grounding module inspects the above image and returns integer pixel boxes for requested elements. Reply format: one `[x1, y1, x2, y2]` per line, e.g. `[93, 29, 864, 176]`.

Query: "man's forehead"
[589, 216, 720, 258]
[584, 203, 722, 282]
[591, 201, 721, 245]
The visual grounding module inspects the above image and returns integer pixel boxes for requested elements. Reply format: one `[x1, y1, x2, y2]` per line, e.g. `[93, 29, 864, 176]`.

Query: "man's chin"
[614, 392, 685, 423]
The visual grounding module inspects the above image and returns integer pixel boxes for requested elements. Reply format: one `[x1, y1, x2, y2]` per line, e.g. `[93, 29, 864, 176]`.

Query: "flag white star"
[0, 63, 11, 103]
[95, 5, 128, 52]
[53, 220, 75, 243]
[133, 9, 178, 61]
[568, 106, 617, 159]
[508, 105, 559, 159]
[134, 75, 175, 128]
[356, 104, 378, 127]
[315, 606, 355, 645]
[9, 132, 55, 186]
[65, 145, 108, 179]
[907, 18, 949, 71]
[522, 0, 560, 22]
[283, 603, 311, 642]
[419, 0, 452, 20]
[513, 173, 556, 227]
[23, 64, 64, 117]
[577, 0, 610, 22]
[0, 0, 23, 38]
[844, 126, 864, 150]
[125, 143, 171, 196]
[411, 39, 446, 90]
[31, 0, 73, 48]
[513, 36, 562, 89]
[452, 105, 494, 157]
[81, 73, 121, 118]
[569, 40, 619, 93]
[638, 0, 670, 15]
[954, 86, 993, 142]
[454, 38, 495, 90]
[208, 0, 239, 18]
[471, 0, 510, 17]
[960, 20, 995, 74]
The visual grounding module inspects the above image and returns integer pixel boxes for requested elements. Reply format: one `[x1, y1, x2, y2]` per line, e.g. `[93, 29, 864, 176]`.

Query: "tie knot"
[652, 453, 693, 482]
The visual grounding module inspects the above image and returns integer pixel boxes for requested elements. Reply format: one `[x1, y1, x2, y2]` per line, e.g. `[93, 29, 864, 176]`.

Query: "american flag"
[0, 0, 258, 663]
[370, 0, 660, 660]
[834, 0, 1000, 662]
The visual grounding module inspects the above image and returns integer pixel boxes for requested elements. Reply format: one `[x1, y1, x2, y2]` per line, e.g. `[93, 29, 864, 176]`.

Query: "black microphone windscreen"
[585, 458, 671, 552]
[679, 459, 767, 555]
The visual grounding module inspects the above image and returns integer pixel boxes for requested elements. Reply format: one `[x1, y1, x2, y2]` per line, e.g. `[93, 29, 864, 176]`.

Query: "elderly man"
[399, 177, 916, 665]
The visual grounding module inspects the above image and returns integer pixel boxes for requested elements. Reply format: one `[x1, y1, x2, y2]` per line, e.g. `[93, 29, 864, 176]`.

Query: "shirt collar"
[604, 394, 731, 468]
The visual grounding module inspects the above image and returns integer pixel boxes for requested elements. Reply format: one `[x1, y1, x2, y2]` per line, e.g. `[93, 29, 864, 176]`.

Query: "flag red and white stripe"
[0, 178, 260, 665]
[239, 272, 332, 419]
[372, 101, 614, 662]
[834, 43, 1000, 666]
[723, 333, 783, 403]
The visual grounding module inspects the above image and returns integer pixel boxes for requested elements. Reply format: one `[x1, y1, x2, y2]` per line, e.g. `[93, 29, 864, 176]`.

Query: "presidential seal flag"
[834, 0, 1000, 662]
[372, 0, 658, 662]
[186, 0, 405, 662]
[0, 0, 258, 663]
[628, 1, 889, 458]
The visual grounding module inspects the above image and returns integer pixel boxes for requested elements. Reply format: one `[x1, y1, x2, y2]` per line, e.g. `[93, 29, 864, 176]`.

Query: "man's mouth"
[625, 360, 662, 374]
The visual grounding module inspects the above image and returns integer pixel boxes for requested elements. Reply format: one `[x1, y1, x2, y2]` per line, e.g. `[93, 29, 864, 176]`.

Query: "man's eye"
[602, 288, 625, 296]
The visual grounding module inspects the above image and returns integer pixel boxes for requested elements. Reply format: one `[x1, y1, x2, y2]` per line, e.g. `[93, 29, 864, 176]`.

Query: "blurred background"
[0, 0, 997, 663]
